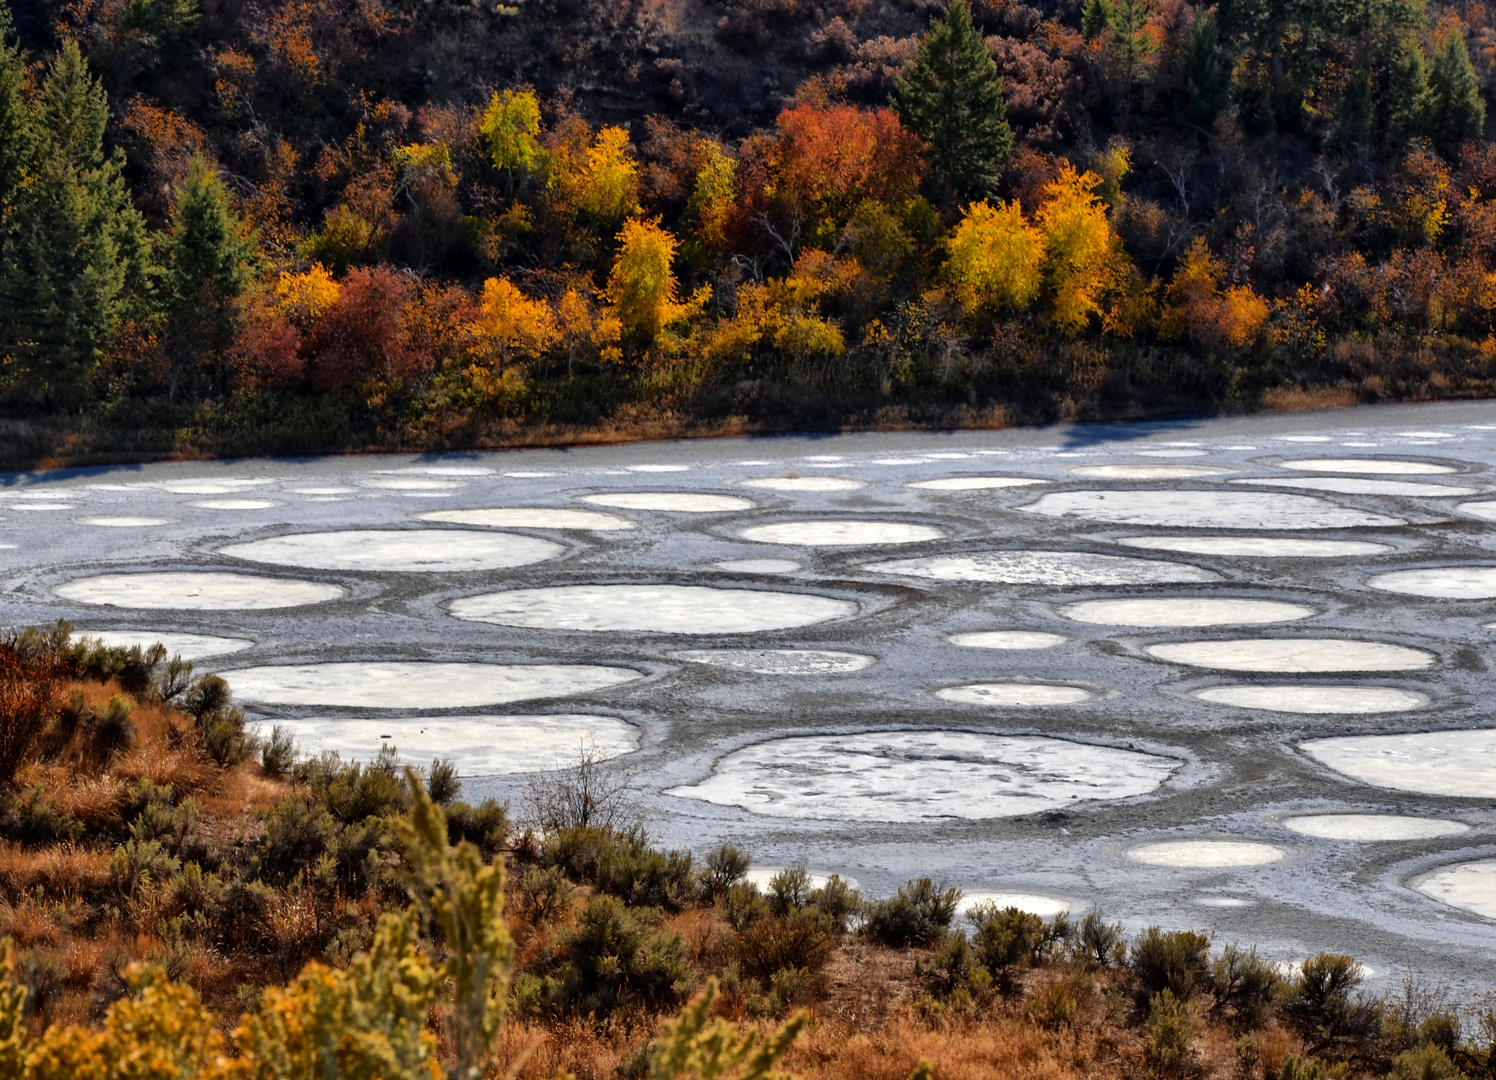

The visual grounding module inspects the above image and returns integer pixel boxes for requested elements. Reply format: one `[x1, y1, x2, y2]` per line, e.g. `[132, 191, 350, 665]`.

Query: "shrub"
[1146, 988, 1197, 1078]
[1284, 953, 1381, 1057]
[807, 874, 861, 931]
[523, 739, 638, 833]
[969, 904, 1046, 974]
[765, 866, 811, 915]
[916, 931, 991, 1001]
[108, 837, 181, 896]
[1130, 927, 1213, 1005]
[259, 725, 296, 779]
[862, 878, 960, 948]
[1389, 1045, 1463, 1080]
[733, 910, 836, 984]
[445, 799, 508, 858]
[1072, 910, 1126, 968]
[595, 840, 695, 910]
[426, 758, 460, 805]
[297, 750, 409, 823]
[262, 797, 336, 880]
[554, 894, 692, 1016]
[515, 865, 572, 924]
[698, 843, 749, 901]
[1211, 943, 1282, 1027]
[0, 637, 66, 786]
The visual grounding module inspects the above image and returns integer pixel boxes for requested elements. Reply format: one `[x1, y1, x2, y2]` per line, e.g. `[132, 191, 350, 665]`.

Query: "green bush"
[1210, 943, 1282, 1026]
[595, 840, 695, 910]
[444, 799, 509, 857]
[698, 843, 749, 901]
[1284, 953, 1381, 1057]
[1072, 910, 1126, 968]
[297, 748, 410, 823]
[262, 797, 337, 880]
[1130, 927, 1213, 1005]
[109, 836, 181, 896]
[807, 874, 861, 931]
[259, 725, 296, 779]
[1146, 988, 1197, 1077]
[1389, 1045, 1464, 1080]
[733, 909, 837, 984]
[553, 894, 692, 1016]
[862, 878, 961, 948]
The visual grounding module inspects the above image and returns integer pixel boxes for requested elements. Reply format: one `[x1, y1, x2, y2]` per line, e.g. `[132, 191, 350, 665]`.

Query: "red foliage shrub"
[305, 267, 422, 391]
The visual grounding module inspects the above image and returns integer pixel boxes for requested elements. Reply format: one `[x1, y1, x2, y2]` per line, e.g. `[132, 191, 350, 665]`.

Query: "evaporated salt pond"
[1369, 567, 1496, 599]
[957, 893, 1072, 917]
[1232, 477, 1479, 497]
[1128, 841, 1287, 867]
[449, 584, 858, 633]
[80, 516, 173, 527]
[1194, 685, 1429, 714]
[1414, 860, 1496, 919]
[666, 731, 1178, 822]
[739, 477, 865, 492]
[936, 682, 1094, 706]
[1060, 597, 1316, 627]
[1281, 815, 1470, 841]
[195, 499, 280, 510]
[1299, 729, 1496, 797]
[1148, 639, 1435, 673]
[579, 492, 753, 512]
[907, 477, 1047, 490]
[865, 551, 1216, 585]
[54, 571, 345, 610]
[740, 521, 943, 546]
[1020, 490, 1403, 529]
[1068, 464, 1232, 479]
[950, 631, 1066, 650]
[219, 528, 564, 572]
[1114, 536, 1396, 558]
[1281, 459, 1457, 475]
[76, 630, 254, 659]
[358, 476, 462, 491]
[224, 661, 643, 708]
[264, 713, 639, 774]
[419, 508, 634, 530]
[670, 649, 875, 674]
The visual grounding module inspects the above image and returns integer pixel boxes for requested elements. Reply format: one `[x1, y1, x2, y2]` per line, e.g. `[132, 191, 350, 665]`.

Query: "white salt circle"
[193, 499, 280, 510]
[1281, 814, 1470, 841]
[1128, 841, 1286, 867]
[55, 572, 344, 610]
[158, 480, 272, 494]
[937, 682, 1093, 706]
[1136, 450, 1206, 458]
[1299, 729, 1496, 797]
[1280, 435, 1333, 442]
[741, 521, 943, 546]
[1060, 597, 1316, 627]
[74, 630, 254, 660]
[950, 631, 1066, 650]
[580, 493, 753, 512]
[1149, 639, 1434, 673]
[388, 466, 495, 476]
[671, 649, 875, 674]
[219, 529, 562, 572]
[12, 503, 71, 510]
[1020, 490, 1402, 529]
[1398, 431, 1456, 438]
[666, 731, 1178, 822]
[866, 551, 1217, 586]
[1231, 477, 1477, 497]
[908, 477, 1047, 490]
[1282, 459, 1456, 475]
[1414, 860, 1496, 919]
[80, 517, 172, 527]
[290, 486, 356, 495]
[714, 559, 801, 574]
[627, 464, 690, 472]
[1116, 536, 1395, 558]
[358, 476, 462, 491]
[1369, 567, 1496, 599]
[449, 584, 857, 634]
[1195, 685, 1429, 714]
[1068, 464, 1232, 479]
[225, 661, 642, 708]
[1456, 501, 1496, 522]
[265, 713, 638, 775]
[739, 477, 865, 492]
[419, 508, 634, 531]
[958, 893, 1071, 918]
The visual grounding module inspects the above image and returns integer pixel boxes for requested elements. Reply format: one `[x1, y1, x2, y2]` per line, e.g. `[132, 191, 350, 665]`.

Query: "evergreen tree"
[1335, 69, 1375, 149]
[1082, 0, 1115, 40]
[0, 41, 152, 407]
[1386, 32, 1432, 142]
[1183, 10, 1231, 126]
[1108, 0, 1155, 116]
[893, 0, 1014, 205]
[0, 4, 29, 219]
[162, 155, 256, 398]
[1427, 23, 1486, 152]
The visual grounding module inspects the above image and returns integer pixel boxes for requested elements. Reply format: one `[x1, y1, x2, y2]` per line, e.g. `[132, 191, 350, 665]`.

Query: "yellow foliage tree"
[689, 139, 737, 251]
[477, 89, 546, 175]
[607, 218, 705, 346]
[470, 277, 558, 366]
[273, 263, 340, 326]
[945, 199, 1043, 313]
[708, 250, 850, 366]
[551, 125, 640, 226]
[1158, 236, 1269, 350]
[1035, 165, 1128, 336]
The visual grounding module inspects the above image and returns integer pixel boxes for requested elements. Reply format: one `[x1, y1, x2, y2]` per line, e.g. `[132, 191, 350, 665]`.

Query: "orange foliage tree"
[1158, 237, 1270, 350]
[1034, 165, 1130, 336]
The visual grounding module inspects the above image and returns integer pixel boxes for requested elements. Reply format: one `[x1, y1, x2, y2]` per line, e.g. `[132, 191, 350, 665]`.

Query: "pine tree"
[893, 0, 1014, 205]
[1182, 10, 1231, 126]
[0, 3, 29, 219]
[0, 41, 152, 407]
[1108, 0, 1155, 117]
[1427, 23, 1486, 152]
[1386, 32, 1432, 142]
[1336, 69, 1375, 149]
[1082, 0, 1114, 40]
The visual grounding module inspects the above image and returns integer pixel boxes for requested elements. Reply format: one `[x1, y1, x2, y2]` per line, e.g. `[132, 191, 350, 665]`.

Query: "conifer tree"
[1183, 10, 1231, 126]
[1336, 69, 1374, 149]
[893, 0, 1014, 205]
[1108, 0, 1155, 116]
[0, 4, 28, 220]
[1427, 23, 1486, 152]
[1387, 32, 1432, 142]
[1082, 0, 1114, 40]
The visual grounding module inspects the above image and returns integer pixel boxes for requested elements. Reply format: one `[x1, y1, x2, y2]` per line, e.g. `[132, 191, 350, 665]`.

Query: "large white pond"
[1020, 491, 1403, 529]
[449, 584, 858, 633]
[1368, 567, 1496, 599]
[907, 477, 1046, 490]
[1148, 639, 1435, 672]
[580, 493, 753, 512]
[1195, 685, 1429, 714]
[1414, 860, 1496, 919]
[1114, 536, 1395, 558]
[219, 529, 563, 572]
[666, 731, 1179, 822]
[55, 572, 345, 610]
[1281, 459, 1457, 475]
[418, 508, 634, 530]
[739, 477, 865, 492]
[1299, 729, 1496, 797]
[950, 631, 1066, 650]
[740, 521, 943, 546]
[670, 649, 875, 674]
[1059, 598, 1316, 627]
[864, 551, 1216, 586]
[224, 661, 643, 708]
[1069, 464, 1232, 479]
[1127, 840, 1286, 867]
[1281, 814, 1469, 841]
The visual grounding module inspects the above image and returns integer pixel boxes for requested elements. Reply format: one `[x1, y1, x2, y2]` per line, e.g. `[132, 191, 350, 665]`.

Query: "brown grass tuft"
[0, 842, 111, 899]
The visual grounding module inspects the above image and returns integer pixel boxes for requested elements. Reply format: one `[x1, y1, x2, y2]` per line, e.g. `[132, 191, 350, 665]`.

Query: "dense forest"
[1, 0, 1495, 461]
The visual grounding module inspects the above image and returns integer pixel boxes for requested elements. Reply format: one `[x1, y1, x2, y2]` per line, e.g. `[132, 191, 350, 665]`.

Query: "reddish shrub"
[305, 267, 423, 392]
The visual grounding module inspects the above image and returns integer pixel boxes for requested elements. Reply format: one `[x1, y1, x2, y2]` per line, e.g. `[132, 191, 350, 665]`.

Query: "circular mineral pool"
[1128, 841, 1286, 867]
[865, 551, 1216, 586]
[713, 559, 801, 574]
[263, 713, 639, 775]
[1068, 464, 1233, 479]
[1281, 814, 1470, 841]
[10, 503, 71, 511]
[1020, 490, 1402, 529]
[627, 464, 690, 472]
[419, 508, 634, 531]
[1232, 477, 1478, 497]
[1456, 501, 1496, 522]
[193, 499, 280, 510]
[449, 584, 858, 634]
[579, 493, 754, 512]
[358, 476, 463, 491]
[74, 630, 255, 660]
[289, 486, 357, 495]
[738, 477, 866, 492]
[949, 631, 1066, 650]
[1368, 567, 1496, 599]
[1281, 459, 1457, 475]
[1413, 860, 1496, 919]
[907, 477, 1047, 490]
[1194, 685, 1429, 714]
[1147, 639, 1434, 673]
[224, 661, 643, 708]
[1299, 729, 1496, 798]
[1060, 597, 1316, 628]
[219, 529, 563, 572]
[1115, 536, 1395, 558]
[157, 480, 273, 494]
[741, 521, 943, 546]
[957, 893, 1072, 918]
[55, 572, 345, 610]
[670, 649, 875, 674]
[665, 731, 1179, 822]
[936, 682, 1093, 706]
[80, 517, 172, 527]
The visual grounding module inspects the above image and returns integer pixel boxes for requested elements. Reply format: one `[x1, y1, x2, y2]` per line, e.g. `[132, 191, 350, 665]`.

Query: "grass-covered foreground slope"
[0, 622, 1492, 1080]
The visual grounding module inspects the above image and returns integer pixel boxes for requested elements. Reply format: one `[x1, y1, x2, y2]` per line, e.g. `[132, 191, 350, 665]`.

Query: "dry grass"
[0, 842, 110, 897]
[1259, 382, 1361, 411]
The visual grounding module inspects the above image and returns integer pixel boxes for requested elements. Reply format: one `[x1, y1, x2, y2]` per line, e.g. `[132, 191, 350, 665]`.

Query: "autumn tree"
[1035, 165, 1128, 335]
[893, 0, 1013, 205]
[549, 122, 640, 228]
[470, 277, 557, 367]
[1158, 236, 1268, 350]
[945, 199, 1043, 313]
[689, 139, 737, 252]
[607, 218, 704, 346]
[479, 88, 546, 178]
